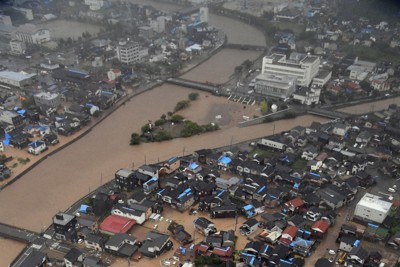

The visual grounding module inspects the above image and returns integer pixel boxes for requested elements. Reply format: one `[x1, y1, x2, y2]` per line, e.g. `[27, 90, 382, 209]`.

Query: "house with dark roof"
[105, 233, 138, 257]
[340, 234, 359, 252]
[194, 217, 217, 236]
[64, 248, 83, 267]
[346, 246, 369, 266]
[82, 255, 106, 267]
[315, 187, 346, 210]
[85, 233, 106, 252]
[115, 168, 136, 191]
[240, 218, 259, 236]
[210, 205, 237, 219]
[138, 231, 173, 258]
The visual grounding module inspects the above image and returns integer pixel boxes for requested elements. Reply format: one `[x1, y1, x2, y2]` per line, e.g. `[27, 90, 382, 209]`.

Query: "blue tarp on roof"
[189, 162, 198, 170]
[218, 156, 231, 164]
[79, 204, 90, 213]
[3, 133, 10, 145]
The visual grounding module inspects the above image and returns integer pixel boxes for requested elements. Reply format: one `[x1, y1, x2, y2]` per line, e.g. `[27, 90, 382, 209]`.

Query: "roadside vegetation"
[130, 93, 219, 145]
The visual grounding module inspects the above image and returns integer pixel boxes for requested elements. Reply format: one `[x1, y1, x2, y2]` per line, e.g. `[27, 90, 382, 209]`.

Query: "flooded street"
[182, 49, 261, 84]
[41, 19, 103, 40]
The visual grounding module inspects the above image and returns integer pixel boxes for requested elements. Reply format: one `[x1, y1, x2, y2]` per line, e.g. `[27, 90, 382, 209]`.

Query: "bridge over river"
[307, 107, 353, 120]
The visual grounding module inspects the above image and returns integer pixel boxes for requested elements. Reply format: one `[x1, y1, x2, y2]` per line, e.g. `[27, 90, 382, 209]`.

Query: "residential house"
[211, 246, 234, 259]
[292, 237, 315, 257]
[115, 168, 136, 191]
[218, 155, 232, 171]
[143, 176, 159, 195]
[138, 231, 173, 258]
[259, 135, 290, 151]
[53, 213, 78, 242]
[311, 220, 329, 239]
[27, 140, 47, 155]
[205, 235, 223, 247]
[240, 218, 259, 236]
[332, 123, 350, 137]
[160, 156, 180, 175]
[346, 246, 369, 267]
[316, 187, 346, 210]
[222, 230, 235, 247]
[386, 232, 400, 249]
[283, 197, 304, 215]
[85, 233, 106, 252]
[279, 225, 298, 246]
[339, 234, 359, 252]
[210, 205, 237, 219]
[215, 177, 240, 190]
[137, 164, 159, 179]
[356, 131, 372, 145]
[111, 205, 146, 224]
[64, 248, 84, 267]
[82, 256, 106, 267]
[301, 145, 319, 160]
[306, 206, 323, 222]
[194, 217, 217, 236]
[169, 225, 193, 245]
[184, 162, 202, 179]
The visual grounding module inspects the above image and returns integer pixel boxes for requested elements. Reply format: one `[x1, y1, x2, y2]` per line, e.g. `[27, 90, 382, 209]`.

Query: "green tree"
[154, 119, 165, 126]
[170, 114, 184, 123]
[141, 123, 153, 133]
[174, 100, 190, 112]
[181, 121, 203, 137]
[130, 133, 141, 145]
[242, 59, 252, 70]
[260, 100, 269, 114]
[188, 92, 199, 101]
[154, 130, 172, 142]
[160, 114, 166, 120]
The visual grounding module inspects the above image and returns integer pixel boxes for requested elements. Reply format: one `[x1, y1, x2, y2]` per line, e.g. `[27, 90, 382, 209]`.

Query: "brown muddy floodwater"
[0, 83, 329, 266]
[182, 49, 261, 84]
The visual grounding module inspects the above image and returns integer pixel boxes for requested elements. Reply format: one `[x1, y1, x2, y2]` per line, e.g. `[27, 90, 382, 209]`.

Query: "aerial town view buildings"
[0, 0, 400, 267]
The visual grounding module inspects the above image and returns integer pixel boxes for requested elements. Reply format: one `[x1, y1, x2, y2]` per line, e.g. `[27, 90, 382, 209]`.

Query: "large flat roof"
[0, 70, 36, 81]
[357, 193, 392, 213]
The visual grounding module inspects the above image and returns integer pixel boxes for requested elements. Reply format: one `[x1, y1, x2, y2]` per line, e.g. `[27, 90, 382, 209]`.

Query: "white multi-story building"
[261, 53, 320, 86]
[13, 23, 51, 45]
[150, 16, 166, 33]
[116, 40, 139, 64]
[293, 85, 321, 105]
[0, 15, 12, 26]
[354, 193, 392, 224]
[84, 0, 105, 11]
[254, 73, 297, 99]
[10, 39, 26, 55]
[34, 92, 62, 108]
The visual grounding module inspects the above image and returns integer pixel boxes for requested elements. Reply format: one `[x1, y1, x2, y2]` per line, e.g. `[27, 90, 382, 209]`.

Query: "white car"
[328, 250, 336, 255]
[388, 188, 396, 193]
